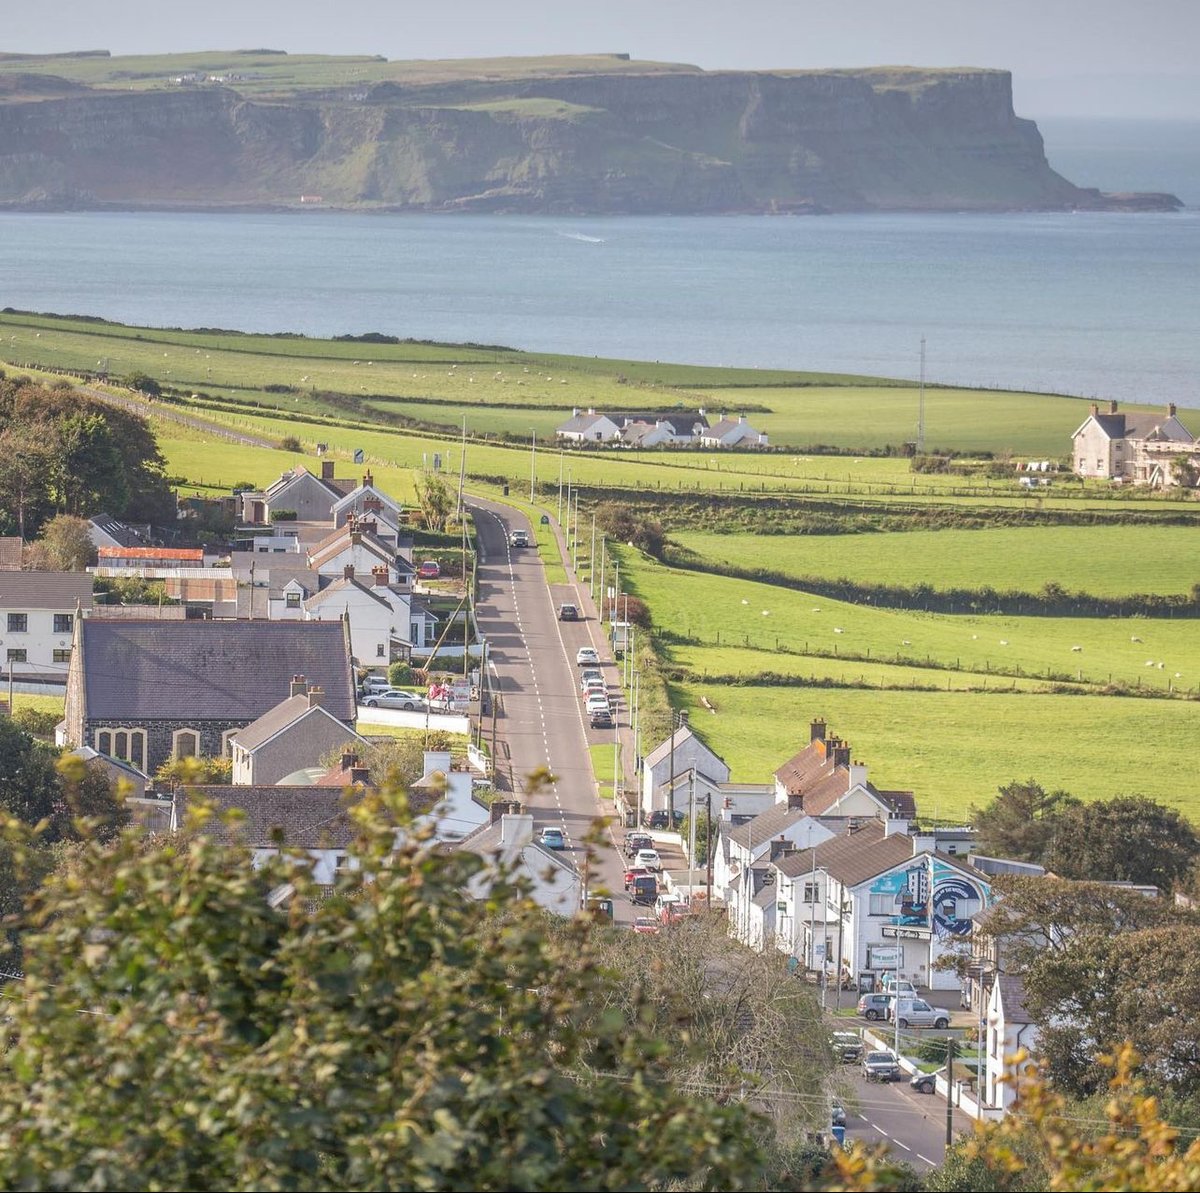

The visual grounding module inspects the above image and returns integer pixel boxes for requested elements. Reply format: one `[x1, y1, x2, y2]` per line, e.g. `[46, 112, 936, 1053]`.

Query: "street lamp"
[529, 429, 536, 502]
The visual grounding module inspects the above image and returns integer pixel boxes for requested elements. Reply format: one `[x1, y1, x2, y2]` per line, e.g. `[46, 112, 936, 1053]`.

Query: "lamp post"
[529, 429, 536, 502]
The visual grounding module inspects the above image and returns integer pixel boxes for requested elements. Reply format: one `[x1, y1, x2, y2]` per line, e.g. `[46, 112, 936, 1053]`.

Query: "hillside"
[0, 51, 1180, 214]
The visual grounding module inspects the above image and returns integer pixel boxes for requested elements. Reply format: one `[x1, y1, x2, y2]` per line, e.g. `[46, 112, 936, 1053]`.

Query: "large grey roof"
[180, 785, 357, 849]
[0, 571, 93, 610]
[79, 619, 354, 722]
[643, 725, 727, 775]
[304, 576, 392, 611]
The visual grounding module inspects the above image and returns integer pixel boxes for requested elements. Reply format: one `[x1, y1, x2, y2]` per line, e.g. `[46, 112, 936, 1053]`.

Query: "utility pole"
[572, 491, 580, 573]
[457, 414, 467, 518]
[557, 451, 564, 523]
[835, 892, 848, 1011]
[945, 1034, 957, 1148]
[917, 336, 926, 454]
[687, 768, 697, 869]
[565, 470, 572, 550]
[589, 509, 596, 597]
[705, 788, 713, 908]
[529, 429, 536, 502]
[598, 537, 606, 625]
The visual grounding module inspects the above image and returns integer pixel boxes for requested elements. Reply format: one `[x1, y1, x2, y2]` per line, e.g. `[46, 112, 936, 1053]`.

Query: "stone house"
[62, 618, 355, 775]
[1071, 400, 1196, 486]
[240, 462, 354, 525]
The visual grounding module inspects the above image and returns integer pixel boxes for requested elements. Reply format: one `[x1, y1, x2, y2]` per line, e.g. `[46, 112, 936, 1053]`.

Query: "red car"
[417, 560, 441, 579]
[633, 916, 661, 935]
[624, 865, 652, 889]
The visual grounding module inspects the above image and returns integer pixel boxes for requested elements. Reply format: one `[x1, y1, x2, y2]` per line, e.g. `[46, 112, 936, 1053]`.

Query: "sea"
[0, 118, 1197, 407]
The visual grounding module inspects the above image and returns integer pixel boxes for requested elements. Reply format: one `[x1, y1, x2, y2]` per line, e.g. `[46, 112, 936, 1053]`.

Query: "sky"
[5, 0, 1200, 119]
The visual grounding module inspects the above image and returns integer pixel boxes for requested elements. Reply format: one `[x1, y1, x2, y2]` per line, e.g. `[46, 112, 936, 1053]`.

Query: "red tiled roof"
[98, 546, 203, 561]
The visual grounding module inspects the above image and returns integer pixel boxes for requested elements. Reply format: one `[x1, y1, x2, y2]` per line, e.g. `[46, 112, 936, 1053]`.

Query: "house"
[1071, 400, 1196, 486]
[87, 513, 150, 552]
[306, 517, 413, 590]
[0, 571, 92, 679]
[619, 420, 677, 449]
[773, 719, 916, 823]
[410, 750, 489, 843]
[239, 462, 355, 525]
[985, 975, 1040, 1111]
[555, 408, 621, 444]
[456, 804, 581, 916]
[177, 784, 361, 886]
[65, 745, 150, 799]
[616, 411, 709, 448]
[62, 618, 355, 775]
[0, 538, 22, 570]
[330, 472, 404, 537]
[641, 717, 730, 820]
[699, 414, 769, 449]
[229, 678, 371, 786]
[302, 570, 405, 667]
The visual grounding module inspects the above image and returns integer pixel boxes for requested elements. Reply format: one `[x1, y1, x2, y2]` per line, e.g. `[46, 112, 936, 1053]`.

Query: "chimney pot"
[349, 766, 370, 785]
[289, 675, 308, 698]
[340, 751, 358, 771]
[810, 718, 827, 743]
[321, 460, 335, 480]
[307, 686, 324, 708]
[1168, 403, 1177, 417]
[1109, 399, 1119, 414]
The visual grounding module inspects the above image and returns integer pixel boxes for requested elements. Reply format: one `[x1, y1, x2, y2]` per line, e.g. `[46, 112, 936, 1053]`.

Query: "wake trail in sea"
[556, 230, 606, 243]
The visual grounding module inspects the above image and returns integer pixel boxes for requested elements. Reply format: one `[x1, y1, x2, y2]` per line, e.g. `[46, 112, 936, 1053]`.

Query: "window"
[6, 613, 27, 633]
[53, 649, 71, 664]
[53, 613, 73, 634]
[95, 728, 146, 772]
[285, 591, 301, 608]
[802, 882, 819, 904]
[172, 729, 200, 759]
[6, 648, 27, 664]
[869, 892, 894, 916]
[375, 642, 386, 657]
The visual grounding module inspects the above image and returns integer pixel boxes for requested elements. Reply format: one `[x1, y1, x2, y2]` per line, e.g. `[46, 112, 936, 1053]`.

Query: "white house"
[641, 721, 730, 820]
[699, 414, 769, 449]
[1071, 400, 1196, 486]
[411, 750, 489, 843]
[0, 571, 92, 680]
[620, 420, 678, 449]
[307, 518, 413, 590]
[331, 472, 404, 538]
[457, 806, 581, 916]
[555, 408, 621, 444]
[303, 571, 405, 667]
[985, 975, 1040, 1111]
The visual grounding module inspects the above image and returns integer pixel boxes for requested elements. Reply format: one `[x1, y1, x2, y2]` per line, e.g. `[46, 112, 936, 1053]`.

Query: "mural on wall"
[869, 858, 989, 939]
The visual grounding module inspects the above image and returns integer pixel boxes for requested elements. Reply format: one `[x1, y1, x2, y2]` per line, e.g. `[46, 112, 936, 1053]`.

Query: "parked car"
[539, 826, 566, 850]
[624, 833, 653, 857]
[647, 809, 684, 830]
[558, 603, 579, 621]
[629, 874, 658, 905]
[634, 848, 662, 871]
[623, 865, 653, 889]
[575, 646, 600, 666]
[361, 689, 425, 710]
[585, 692, 611, 716]
[887, 998, 950, 1030]
[830, 1031, 864, 1063]
[360, 676, 392, 695]
[857, 993, 894, 1022]
[910, 1068, 945, 1095]
[831, 1100, 847, 1128]
[861, 1050, 902, 1083]
[509, 529, 530, 547]
[417, 560, 441, 579]
[579, 668, 604, 690]
[633, 916, 660, 935]
[880, 976, 918, 997]
[589, 708, 614, 729]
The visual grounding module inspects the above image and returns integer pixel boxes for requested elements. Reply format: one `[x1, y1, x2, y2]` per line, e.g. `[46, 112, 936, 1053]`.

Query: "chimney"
[1090, 402, 1099, 416]
[307, 685, 324, 708]
[572, 407, 579, 417]
[343, 564, 355, 581]
[787, 791, 804, 811]
[490, 798, 522, 824]
[372, 566, 389, 587]
[340, 751, 359, 772]
[499, 812, 535, 846]
[810, 718, 827, 743]
[848, 759, 868, 788]
[1168, 403, 1177, 417]
[289, 674, 308, 698]
[363, 470, 373, 488]
[349, 766, 370, 785]
[833, 743, 851, 768]
[738, 414, 747, 424]
[847, 818, 862, 835]
[321, 460, 335, 481]
[1109, 400, 1119, 414]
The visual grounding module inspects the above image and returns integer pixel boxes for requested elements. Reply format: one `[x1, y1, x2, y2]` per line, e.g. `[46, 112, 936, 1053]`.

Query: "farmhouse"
[699, 414, 769, 449]
[1071, 400, 1196, 487]
[555, 408, 621, 443]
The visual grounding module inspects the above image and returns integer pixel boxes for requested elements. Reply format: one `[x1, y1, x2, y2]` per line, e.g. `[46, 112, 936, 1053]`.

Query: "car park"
[417, 560, 441, 579]
[509, 529, 530, 547]
[575, 646, 600, 666]
[887, 998, 950, 1030]
[361, 689, 425, 710]
[856, 993, 894, 1022]
[634, 848, 662, 871]
[539, 826, 566, 850]
[633, 916, 660, 935]
[830, 1031, 863, 1063]
[861, 1050, 902, 1083]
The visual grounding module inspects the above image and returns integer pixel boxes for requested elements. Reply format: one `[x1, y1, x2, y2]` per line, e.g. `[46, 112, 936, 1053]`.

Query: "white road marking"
[893, 1140, 911, 1152]
[917, 1154, 935, 1165]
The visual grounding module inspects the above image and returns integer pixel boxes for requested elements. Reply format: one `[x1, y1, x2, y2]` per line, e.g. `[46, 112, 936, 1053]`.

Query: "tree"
[970, 779, 1079, 865]
[154, 754, 232, 786]
[0, 791, 765, 1190]
[415, 472, 453, 532]
[23, 513, 95, 571]
[0, 423, 52, 539]
[1043, 795, 1200, 892]
[46, 411, 128, 515]
[0, 716, 61, 831]
[122, 371, 161, 397]
[595, 502, 665, 558]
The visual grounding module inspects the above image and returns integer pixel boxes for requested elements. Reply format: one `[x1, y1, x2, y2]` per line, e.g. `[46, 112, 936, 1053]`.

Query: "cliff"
[0, 55, 1180, 214]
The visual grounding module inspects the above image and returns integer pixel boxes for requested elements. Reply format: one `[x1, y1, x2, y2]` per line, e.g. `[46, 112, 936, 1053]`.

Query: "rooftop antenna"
[916, 336, 926, 454]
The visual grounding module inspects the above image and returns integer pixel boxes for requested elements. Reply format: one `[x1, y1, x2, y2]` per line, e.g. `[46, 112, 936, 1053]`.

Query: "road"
[840, 1065, 973, 1171]
[469, 497, 632, 921]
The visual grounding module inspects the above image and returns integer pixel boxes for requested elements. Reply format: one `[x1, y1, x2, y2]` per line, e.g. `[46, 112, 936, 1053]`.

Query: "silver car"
[361, 688, 425, 711]
[888, 998, 951, 1030]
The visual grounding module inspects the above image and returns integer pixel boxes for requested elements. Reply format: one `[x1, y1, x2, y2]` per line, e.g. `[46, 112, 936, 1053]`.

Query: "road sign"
[353, 448, 365, 464]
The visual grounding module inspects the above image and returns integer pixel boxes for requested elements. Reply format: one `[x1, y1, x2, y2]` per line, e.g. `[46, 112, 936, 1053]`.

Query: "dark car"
[558, 603, 579, 621]
[589, 708, 614, 729]
[647, 810, 684, 830]
[624, 833, 653, 857]
[862, 1050, 902, 1083]
[910, 1069, 942, 1095]
[830, 1031, 864, 1063]
[629, 874, 658, 905]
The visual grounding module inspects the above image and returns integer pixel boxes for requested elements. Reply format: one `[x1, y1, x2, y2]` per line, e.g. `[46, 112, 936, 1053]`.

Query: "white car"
[361, 688, 425, 710]
[585, 691, 610, 716]
[576, 647, 600, 666]
[579, 668, 604, 691]
[633, 848, 662, 871]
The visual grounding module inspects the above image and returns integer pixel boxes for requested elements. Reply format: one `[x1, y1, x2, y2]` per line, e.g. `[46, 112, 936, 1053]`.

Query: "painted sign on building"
[868, 857, 988, 940]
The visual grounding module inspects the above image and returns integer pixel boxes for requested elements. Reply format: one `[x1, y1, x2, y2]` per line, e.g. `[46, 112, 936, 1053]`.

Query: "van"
[630, 874, 657, 905]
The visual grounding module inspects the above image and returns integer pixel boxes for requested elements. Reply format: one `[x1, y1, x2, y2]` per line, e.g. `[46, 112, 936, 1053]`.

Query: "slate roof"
[773, 820, 916, 887]
[89, 514, 145, 548]
[180, 785, 358, 849]
[0, 538, 22, 570]
[0, 571, 93, 610]
[643, 725, 728, 775]
[615, 412, 708, 437]
[229, 695, 359, 754]
[775, 738, 845, 795]
[995, 975, 1034, 1024]
[304, 575, 393, 612]
[78, 619, 354, 722]
[727, 803, 808, 852]
[308, 527, 396, 571]
[1082, 411, 1194, 443]
[557, 412, 614, 434]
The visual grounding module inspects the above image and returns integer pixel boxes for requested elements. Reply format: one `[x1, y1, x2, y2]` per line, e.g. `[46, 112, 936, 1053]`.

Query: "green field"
[669, 684, 1200, 821]
[675, 525, 1200, 597]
